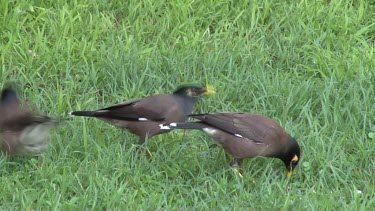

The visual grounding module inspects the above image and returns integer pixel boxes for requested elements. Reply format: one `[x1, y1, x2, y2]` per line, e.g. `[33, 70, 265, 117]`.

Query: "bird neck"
[173, 94, 196, 112]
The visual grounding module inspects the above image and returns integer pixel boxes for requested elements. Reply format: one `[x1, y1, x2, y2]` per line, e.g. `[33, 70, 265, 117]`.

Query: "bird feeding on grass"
[160, 112, 300, 178]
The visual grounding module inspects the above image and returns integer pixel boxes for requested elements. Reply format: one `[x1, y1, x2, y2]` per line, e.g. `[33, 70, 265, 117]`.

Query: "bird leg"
[137, 136, 146, 145]
[230, 158, 243, 178]
[137, 136, 152, 158]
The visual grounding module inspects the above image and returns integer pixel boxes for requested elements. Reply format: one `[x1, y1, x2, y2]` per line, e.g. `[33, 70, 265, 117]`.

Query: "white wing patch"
[203, 128, 218, 135]
[233, 133, 264, 145]
[159, 122, 177, 130]
[138, 118, 148, 121]
[159, 124, 170, 130]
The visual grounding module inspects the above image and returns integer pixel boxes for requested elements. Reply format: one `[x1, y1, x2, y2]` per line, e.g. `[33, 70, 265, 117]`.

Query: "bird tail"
[159, 122, 206, 130]
[188, 113, 209, 117]
[70, 111, 99, 117]
[47, 117, 72, 125]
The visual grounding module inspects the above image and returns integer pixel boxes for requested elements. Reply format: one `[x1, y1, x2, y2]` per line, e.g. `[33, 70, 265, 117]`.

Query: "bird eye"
[290, 160, 299, 169]
[289, 155, 299, 168]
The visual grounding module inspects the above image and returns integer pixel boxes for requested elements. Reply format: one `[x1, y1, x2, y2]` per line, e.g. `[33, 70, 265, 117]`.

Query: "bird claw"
[145, 148, 153, 158]
[232, 168, 256, 183]
[232, 167, 243, 178]
[134, 145, 152, 158]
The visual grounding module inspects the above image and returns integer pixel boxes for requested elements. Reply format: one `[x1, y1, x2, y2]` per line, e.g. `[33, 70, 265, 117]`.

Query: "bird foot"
[145, 147, 153, 158]
[134, 145, 153, 158]
[232, 167, 243, 178]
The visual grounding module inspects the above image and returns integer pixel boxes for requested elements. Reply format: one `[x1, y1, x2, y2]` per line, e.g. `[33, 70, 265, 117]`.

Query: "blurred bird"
[70, 85, 215, 156]
[0, 86, 56, 155]
[160, 112, 300, 178]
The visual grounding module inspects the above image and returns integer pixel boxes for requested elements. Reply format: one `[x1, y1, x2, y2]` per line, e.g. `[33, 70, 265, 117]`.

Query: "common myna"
[160, 112, 300, 178]
[0, 87, 56, 155]
[70, 85, 215, 155]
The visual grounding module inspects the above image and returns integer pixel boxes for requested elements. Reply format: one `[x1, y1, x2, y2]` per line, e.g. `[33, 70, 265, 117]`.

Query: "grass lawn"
[1, 0, 375, 209]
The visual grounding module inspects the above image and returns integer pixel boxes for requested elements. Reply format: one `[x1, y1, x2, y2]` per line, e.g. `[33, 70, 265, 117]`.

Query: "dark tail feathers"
[70, 110, 100, 117]
[188, 113, 209, 117]
[159, 122, 207, 130]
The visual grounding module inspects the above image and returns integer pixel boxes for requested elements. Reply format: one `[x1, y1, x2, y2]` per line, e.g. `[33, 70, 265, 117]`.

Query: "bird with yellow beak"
[160, 112, 300, 178]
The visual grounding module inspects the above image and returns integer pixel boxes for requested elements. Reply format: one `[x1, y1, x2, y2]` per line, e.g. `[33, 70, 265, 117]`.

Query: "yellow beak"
[204, 85, 215, 95]
[287, 154, 298, 178]
[287, 169, 293, 178]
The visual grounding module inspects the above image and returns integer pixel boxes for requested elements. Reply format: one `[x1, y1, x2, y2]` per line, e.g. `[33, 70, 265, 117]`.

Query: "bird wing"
[190, 113, 278, 144]
[96, 94, 177, 121]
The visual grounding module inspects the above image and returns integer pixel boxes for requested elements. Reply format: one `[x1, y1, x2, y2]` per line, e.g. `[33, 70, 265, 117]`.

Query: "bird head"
[282, 137, 301, 178]
[1, 87, 19, 105]
[173, 85, 215, 98]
